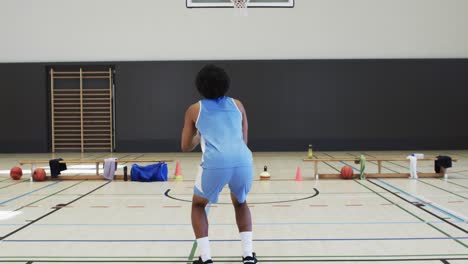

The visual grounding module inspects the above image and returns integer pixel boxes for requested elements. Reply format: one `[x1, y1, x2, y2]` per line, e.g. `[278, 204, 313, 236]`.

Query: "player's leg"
[191, 194, 210, 238]
[192, 167, 231, 263]
[191, 194, 213, 264]
[230, 192, 252, 232]
[228, 166, 257, 263]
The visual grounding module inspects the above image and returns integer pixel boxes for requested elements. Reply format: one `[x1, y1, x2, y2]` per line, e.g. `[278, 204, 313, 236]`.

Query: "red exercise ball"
[33, 168, 47, 181]
[340, 166, 354, 179]
[10, 167, 23, 180]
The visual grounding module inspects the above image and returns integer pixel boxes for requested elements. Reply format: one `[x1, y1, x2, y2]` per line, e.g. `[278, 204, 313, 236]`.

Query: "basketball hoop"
[231, 0, 249, 16]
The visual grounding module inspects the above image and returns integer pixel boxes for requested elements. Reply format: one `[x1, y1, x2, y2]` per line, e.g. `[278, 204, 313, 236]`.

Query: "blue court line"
[4, 236, 468, 243]
[0, 181, 61, 205]
[0, 220, 455, 227]
[375, 179, 467, 223]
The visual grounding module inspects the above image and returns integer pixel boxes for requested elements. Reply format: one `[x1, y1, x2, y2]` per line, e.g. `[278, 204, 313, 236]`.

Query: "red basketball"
[340, 166, 354, 179]
[33, 168, 47, 181]
[10, 167, 23, 180]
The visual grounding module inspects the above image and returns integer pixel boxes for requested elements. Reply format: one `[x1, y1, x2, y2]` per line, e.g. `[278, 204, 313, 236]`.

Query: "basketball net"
[231, 0, 249, 16]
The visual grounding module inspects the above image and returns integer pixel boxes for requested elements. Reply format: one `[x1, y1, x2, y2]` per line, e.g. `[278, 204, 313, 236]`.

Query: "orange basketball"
[33, 168, 47, 181]
[340, 166, 353, 179]
[10, 166, 23, 180]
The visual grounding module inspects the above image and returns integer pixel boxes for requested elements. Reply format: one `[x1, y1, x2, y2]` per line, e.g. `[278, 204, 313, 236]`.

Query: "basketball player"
[181, 64, 257, 264]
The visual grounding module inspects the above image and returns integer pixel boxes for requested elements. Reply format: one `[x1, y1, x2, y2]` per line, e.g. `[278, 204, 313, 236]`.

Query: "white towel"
[103, 158, 118, 180]
[407, 155, 418, 179]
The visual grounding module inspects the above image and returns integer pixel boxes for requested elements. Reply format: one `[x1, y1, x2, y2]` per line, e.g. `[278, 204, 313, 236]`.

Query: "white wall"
[0, 0, 467, 62]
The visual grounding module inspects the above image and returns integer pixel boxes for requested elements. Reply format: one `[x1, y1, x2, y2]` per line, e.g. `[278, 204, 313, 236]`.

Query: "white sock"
[196, 237, 211, 262]
[240, 231, 253, 258]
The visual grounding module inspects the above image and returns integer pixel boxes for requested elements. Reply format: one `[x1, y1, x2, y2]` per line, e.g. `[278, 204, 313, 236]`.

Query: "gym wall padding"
[0, 59, 467, 152]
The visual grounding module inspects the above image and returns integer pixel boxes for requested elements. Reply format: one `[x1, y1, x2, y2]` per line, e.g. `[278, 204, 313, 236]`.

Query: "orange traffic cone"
[174, 161, 183, 181]
[295, 166, 303, 181]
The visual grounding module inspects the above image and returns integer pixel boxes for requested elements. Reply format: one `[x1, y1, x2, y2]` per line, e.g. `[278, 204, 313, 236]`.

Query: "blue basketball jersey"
[195, 96, 253, 169]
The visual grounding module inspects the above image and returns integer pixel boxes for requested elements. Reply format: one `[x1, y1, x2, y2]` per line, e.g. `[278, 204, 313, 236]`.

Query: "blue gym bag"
[130, 162, 168, 182]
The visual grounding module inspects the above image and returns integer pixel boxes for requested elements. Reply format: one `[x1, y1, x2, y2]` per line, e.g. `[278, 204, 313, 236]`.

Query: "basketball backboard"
[186, 0, 294, 8]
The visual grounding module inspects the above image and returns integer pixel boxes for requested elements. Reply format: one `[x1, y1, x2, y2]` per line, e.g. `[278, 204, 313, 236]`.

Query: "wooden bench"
[303, 157, 458, 179]
[19, 158, 174, 180]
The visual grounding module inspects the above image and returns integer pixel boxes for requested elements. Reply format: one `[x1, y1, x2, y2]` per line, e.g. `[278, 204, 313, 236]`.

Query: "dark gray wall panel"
[0, 64, 48, 152]
[114, 62, 204, 152]
[0, 59, 467, 153]
[114, 59, 468, 152]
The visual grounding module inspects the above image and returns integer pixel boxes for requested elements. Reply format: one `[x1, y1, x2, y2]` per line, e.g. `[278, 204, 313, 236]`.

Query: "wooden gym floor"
[0, 150, 467, 263]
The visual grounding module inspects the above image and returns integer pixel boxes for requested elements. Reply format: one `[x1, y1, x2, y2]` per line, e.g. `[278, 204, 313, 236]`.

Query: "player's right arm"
[181, 103, 200, 152]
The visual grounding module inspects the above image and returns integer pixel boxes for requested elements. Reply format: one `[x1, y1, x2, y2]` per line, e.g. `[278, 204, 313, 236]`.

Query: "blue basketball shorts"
[193, 165, 254, 204]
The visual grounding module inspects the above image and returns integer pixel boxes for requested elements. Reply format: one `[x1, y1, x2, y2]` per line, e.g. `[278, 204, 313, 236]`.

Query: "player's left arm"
[234, 99, 249, 145]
